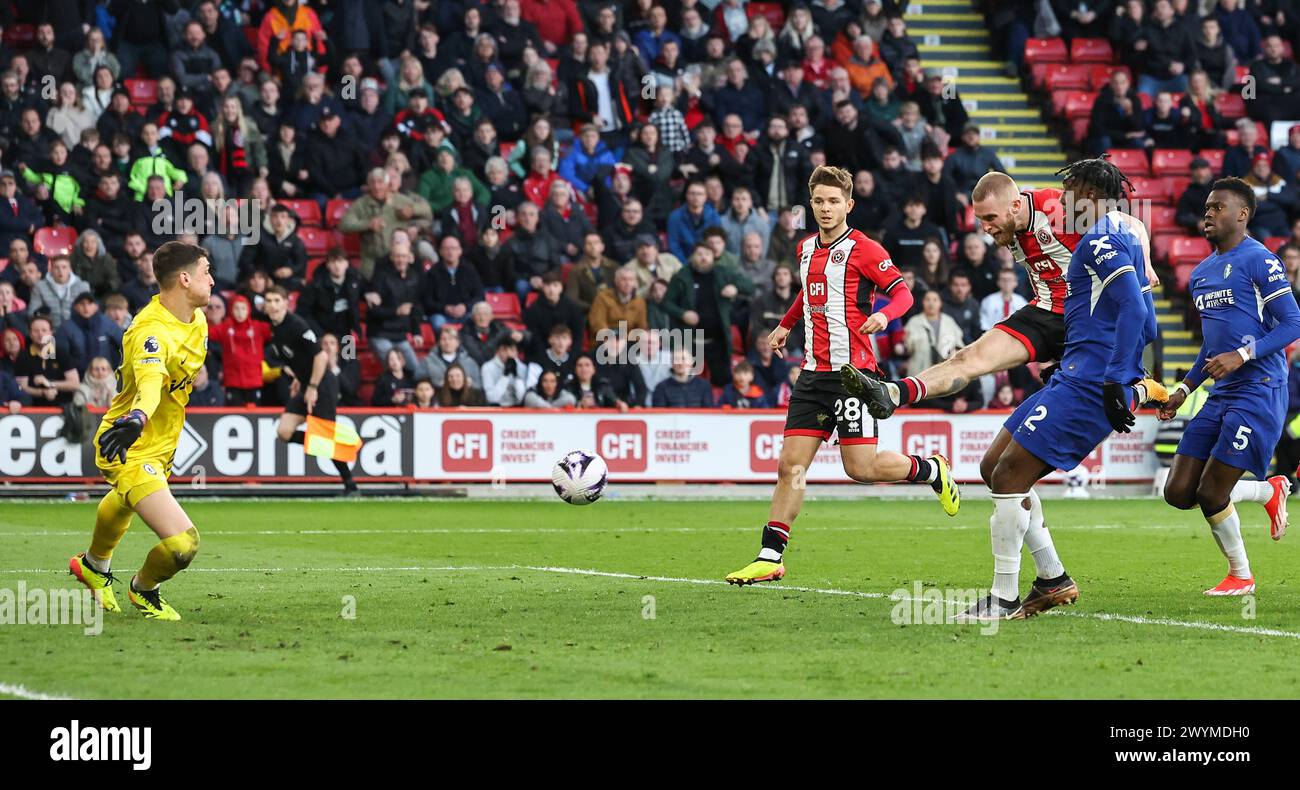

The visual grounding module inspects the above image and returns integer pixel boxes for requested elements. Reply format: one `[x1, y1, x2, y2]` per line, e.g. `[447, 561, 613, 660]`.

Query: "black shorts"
[285, 372, 339, 422]
[994, 304, 1066, 363]
[783, 370, 879, 445]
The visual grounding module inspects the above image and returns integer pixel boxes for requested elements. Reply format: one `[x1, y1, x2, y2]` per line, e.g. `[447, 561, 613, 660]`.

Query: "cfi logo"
[143, 336, 159, 353]
[596, 420, 648, 473]
[901, 420, 952, 459]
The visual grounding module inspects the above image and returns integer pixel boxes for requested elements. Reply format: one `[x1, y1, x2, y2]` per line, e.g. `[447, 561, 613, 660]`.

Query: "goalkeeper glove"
[1101, 382, 1135, 434]
[98, 409, 147, 464]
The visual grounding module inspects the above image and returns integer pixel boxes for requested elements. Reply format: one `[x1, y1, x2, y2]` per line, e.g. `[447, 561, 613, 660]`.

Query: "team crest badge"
[1037, 228, 1052, 245]
[830, 249, 848, 265]
[1223, 263, 1233, 278]
[143, 464, 157, 476]
[143, 336, 159, 353]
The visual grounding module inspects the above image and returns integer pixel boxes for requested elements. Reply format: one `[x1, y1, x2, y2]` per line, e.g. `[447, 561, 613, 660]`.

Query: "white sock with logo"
[1021, 489, 1066, 580]
[1230, 480, 1273, 505]
[990, 493, 1031, 602]
[1207, 504, 1252, 580]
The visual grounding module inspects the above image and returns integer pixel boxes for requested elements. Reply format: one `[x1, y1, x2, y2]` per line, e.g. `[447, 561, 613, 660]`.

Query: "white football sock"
[990, 492, 1031, 602]
[1230, 480, 1273, 505]
[1207, 504, 1252, 579]
[84, 551, 110, 574]
[757, 547, 782, 562]
[1021, 488, 1066, 580]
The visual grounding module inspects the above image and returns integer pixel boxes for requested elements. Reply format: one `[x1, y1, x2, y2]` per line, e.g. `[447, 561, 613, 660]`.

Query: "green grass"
[1, 498, 1298, 699]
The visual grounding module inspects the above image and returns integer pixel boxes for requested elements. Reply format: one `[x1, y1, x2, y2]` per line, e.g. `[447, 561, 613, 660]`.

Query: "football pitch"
[1, 497, 1298, 700]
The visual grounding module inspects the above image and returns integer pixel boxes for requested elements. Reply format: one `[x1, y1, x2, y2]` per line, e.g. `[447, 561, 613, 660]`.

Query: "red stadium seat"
[485, 291, 521, 320]
[731, 325, 745, 354]
[1215, 92, 1247, 120]
[1071, 118, 1091, 144]
[1170, 236, 1212, 266]
[1199, 148, 1226, 173]
[1070, 38, 1114, 63]
[1147, 205, 1179, 233]
[359, 353, 384, 382]
[32, 226, 77, 257]
[0, 258, 8, 273]
[959, 203, 975, 233]
[1234, 65, 1251, 85]
[279, 199, 322, 227]
[418, 323, 436, 349]
[1174, 262, 1197, 292]
[560, 261, 574, 284]
[1063, 91, 1097, 120]
[305, 257, 326, 280]
[2, 24, 34, 49]
[1151, 148, 1194, 176]
[1163, 176, 1190, 200]
[325, 198, 352, 228]
[1265, 236, 1289, 252]
[747, 1, 785, 30]
[1044, 63, 1091, 91]
[287, 291, 299, 312]
[1127, 176, 1168, 203]
[1089, 64, 1129, 91]
[499, 141, 516, 160]
[298, 228, 335, 257]
[125, 78, 158, 108]
[340, 231, 361, 257]
[524, 291, 539, 309]
[1030, 62, 1052, 91]
[1024, 38, 1069, 66]
[1106, 148, 1150, 177]
[1152, 232, 1181, 263]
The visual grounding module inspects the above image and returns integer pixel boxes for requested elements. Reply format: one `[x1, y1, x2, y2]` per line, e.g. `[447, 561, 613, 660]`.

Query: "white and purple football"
[551, 450, 609, 505]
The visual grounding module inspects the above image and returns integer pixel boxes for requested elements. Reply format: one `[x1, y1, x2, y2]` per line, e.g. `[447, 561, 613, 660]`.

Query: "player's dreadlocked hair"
[1054, 154, 1134, 202]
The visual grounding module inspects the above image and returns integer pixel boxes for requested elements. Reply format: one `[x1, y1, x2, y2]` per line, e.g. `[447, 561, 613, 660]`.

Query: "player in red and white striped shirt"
[726, 166, 961, 587]
[844, 171, 1158, 423]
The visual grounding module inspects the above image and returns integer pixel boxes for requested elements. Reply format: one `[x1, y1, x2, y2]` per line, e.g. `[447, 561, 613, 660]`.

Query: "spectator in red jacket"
[520, 0, 585, 54]
[212, 295, 272, 406]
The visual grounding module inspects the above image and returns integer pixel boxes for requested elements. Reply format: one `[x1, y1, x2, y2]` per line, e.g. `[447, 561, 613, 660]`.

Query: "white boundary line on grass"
[0, 681, 73, 700]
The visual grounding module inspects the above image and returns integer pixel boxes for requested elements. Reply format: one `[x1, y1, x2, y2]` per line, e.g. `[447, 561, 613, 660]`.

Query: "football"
[551, 450, 609, 505]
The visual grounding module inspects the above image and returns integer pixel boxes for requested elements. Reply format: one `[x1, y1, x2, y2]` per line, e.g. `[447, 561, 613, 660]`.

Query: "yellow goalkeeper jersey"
[95, 295, 208, 469]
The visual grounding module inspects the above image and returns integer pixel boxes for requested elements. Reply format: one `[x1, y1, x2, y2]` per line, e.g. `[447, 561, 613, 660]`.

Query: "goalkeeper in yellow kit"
[69, 241, 214, 621]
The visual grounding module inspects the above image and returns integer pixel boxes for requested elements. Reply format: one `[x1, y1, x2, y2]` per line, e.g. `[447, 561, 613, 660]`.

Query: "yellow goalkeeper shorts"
[98, 457, 171, 509]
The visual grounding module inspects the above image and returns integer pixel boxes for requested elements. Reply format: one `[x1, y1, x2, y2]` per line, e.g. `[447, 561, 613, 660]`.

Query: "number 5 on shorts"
[1233, 425, 1252, 450]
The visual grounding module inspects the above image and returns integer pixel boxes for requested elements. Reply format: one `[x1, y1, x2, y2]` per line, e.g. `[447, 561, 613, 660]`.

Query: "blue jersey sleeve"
[1093, 226, 1150, 383]
[1247, 250, 1300, 360]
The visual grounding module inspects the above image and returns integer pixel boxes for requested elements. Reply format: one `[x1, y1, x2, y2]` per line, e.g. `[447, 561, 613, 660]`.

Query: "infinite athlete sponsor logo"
[1195, 289, 1235, 311]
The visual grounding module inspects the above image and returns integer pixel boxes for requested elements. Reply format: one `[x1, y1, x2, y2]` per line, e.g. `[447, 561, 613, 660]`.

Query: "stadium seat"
[1063, 91, 1097, 120]
[1170, 236, 1212, 266]
[524, 291, 539, 309]
[747, 1, 785, 30]
[359, 354, 383, 383]
[305, 257, 326, 280]
[1071, 118, 1091, 144]
[959, 203, 975, 233]
[1234, 65, 1251, 85]
[1088, 64, 1129, 91]
[1152, 232, 1181, 263]
[1030, 62, 1052, 91]
[1138, 93, 1154, 111]
[325, 198, 352, 228]
[1126, 176, 1168, 203]
[499, 141, 516, 159]
[1215, 92, 1247, 120]
[1174, 262, 1197, 292]
[287, 291, 299, 312]
[32, 226, 77, 257]
[2, 24, 34, 49]
[1199, 149, 1226, 174]
[298, 228, 335, 257]
[1265, 236, 1289, 252]
[1106, 148, 1150, 177]
[1024, 37, 1068, 66]
[1070, 38, 1114, 63]
[280, 199, 322, 227]
[1163, 176, 1190, 200]
[1044, 63, 1092, 91]
[125, 78, 158, 108]
[1151, 148, 1194, 176]
[485, 291, 521, 320]
[560, 261, 574, 284]
[340, 231, 361, 257]
[1144, 205, 1178, 233]
[418, 323, 436, 349]
[0, 257, 8, 273]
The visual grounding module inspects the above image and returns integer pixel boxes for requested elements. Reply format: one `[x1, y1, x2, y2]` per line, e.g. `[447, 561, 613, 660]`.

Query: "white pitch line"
[1, 563, 1295, 640]
[0, 681, 74, 701]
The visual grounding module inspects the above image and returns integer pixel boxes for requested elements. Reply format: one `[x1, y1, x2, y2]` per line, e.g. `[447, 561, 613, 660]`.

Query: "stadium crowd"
[7, 0, 1254, 421]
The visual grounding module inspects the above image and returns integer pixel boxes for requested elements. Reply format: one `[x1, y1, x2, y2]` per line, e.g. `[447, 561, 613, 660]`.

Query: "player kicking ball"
[842, 167, 1164, 421]
[263, 286, 358, 496]
[726, 166, 960, 586]
[1159, 178, 1300, 596]
[69, 241, 213, 621]
[954, 159, 1161, 621]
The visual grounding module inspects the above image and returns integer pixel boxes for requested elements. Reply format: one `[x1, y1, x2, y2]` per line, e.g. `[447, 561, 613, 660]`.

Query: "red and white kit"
[779, 227, 913, 371]
[1009, 188, 1081, 315]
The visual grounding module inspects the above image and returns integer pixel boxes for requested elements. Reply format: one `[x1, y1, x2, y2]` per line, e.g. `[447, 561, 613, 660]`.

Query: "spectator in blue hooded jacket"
[558, 124, 617, 198]
[666, 180, 721, 263]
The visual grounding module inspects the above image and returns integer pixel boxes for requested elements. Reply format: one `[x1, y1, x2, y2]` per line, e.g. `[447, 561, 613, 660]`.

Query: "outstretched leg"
[726, 435, 821, 585]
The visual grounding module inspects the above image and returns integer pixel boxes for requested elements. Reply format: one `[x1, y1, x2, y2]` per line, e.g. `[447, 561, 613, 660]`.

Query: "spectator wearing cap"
[943, 123, 1004, 200]
[566, 232, 620, 313]
[340, 168, 435, 279]
[505, 201, 564, 297]
[346, 79, 392, 152]
[559, 123, 618, 198]
[1243, 151, 1299, 238]
[1135, 0, 1197, 97]
[0, 169, 42, 257]
[56, 292, 123, 374]
[481, 334, 529, 406]
[770, 59, 825, 128]
[299, 248, 363, 340]
[392, 87, 450, 148]
[302, 105, 370, 201]
[885, 195, 947, 271]
[679, 121, 744, 186]
[1249, 33, 1300, 124]
[476, 64, 529, 141]
[158, 87, 213, 162]
[524, 270, 585, 356]
[423, 235, 485, 331]
[1274, 125, 1300, 186]
[1223, 117, 1270, 177]
[1176, 157, 1218, 232]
